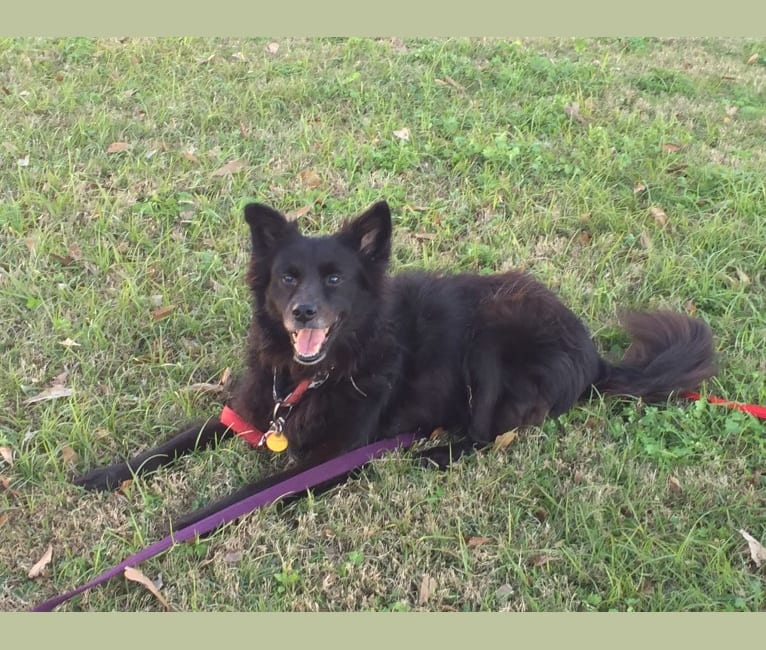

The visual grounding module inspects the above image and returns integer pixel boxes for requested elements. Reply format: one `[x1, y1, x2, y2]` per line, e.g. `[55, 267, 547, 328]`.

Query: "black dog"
[74, 201, 716, 529]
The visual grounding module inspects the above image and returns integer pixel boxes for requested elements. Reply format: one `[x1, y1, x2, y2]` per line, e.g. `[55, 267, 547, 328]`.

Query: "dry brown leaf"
[418, 574, 437, 605]
[735, 268, 751, 285]
[266, 42, 280, 55]
[0, 512, 9, 528]
[23, 384, 73, 405]
[746, 53, 759, 65]
[650, 206, 669, 229]
[639, 231, 653, 249]
[28, 545, 53, 579]
[528, 553, 557, 567]
[577, 230, 591, 245]
[118, 479, 133, 495]
[563, 102, 587, 124]
[633, 182, 647, 194]
[124, 566, 171, 610]
[151, 305, 176, 321]
[466, 536, 491, 548]
[0, 446, 12, 466]
[59, 338, 80, 348]
[667, 475, 683, 494]
[182, 150, 198, 163]
[107, 141, 130, 154]
[286, 205, 311, 221]
[0, 477, 10, 490]
[739, 529, 766, 567]
[573, 469, 585, 484]
[298, 169, 322, 189]
[493, 429, 518, 451]
[185, 382, 225, 394]
[220, 367, 232, 386]
[685, 301, 697, 316]
[393, 127, 410, 141]
[61, 446, 78, 466]
[428, 426, 447, 441]
[212, 160, 247, 177]
[662, 143, 682, 153]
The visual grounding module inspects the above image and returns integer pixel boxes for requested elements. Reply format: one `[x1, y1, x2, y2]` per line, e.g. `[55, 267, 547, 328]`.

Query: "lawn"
[1, 37, 765, 611]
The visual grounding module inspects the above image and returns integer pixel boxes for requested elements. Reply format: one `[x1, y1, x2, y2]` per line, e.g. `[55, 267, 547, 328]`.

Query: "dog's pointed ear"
[339, 201, 392, 264]
[244, 203, 297, 255]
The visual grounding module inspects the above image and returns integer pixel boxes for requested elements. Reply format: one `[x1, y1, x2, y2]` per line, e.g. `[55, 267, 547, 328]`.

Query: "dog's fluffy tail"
[593, 311, 716, 402]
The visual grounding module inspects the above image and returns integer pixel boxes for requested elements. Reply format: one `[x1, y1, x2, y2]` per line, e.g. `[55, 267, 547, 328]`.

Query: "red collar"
[220, 374, 322, 449]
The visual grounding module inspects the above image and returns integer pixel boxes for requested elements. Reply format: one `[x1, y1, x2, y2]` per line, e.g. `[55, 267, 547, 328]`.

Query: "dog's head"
[244, 201, 391, 367]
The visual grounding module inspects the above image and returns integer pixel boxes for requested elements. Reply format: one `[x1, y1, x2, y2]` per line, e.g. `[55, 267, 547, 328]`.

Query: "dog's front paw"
[72, 464, 130, 492]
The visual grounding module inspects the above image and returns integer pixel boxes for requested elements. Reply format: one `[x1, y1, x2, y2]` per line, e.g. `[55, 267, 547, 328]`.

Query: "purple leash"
[31, 431, 421, 612]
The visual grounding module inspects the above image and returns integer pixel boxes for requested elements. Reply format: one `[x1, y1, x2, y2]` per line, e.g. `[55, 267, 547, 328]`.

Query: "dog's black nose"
[292, 303, 317, 323]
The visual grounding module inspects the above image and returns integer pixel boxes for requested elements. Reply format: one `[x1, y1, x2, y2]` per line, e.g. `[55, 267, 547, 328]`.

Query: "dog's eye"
[326, 273, 342, 286]
[282, 273, 298, 286]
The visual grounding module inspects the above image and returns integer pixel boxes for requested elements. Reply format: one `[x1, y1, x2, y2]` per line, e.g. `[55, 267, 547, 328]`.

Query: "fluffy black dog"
[74, 201, 716, 529]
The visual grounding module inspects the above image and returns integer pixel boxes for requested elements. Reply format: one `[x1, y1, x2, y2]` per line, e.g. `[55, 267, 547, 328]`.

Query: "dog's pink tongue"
[294, 328, 327, 357]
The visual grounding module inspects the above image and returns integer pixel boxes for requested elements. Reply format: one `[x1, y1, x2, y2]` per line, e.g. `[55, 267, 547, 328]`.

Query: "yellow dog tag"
[265, 431, 288, 453]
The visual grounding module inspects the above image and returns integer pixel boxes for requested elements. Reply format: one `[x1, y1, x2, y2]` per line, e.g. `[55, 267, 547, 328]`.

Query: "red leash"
[681, 391, 766, 420]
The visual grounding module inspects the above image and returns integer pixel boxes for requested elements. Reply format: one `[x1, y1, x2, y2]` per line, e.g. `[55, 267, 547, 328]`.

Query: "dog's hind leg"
[73, 419, 231, 492]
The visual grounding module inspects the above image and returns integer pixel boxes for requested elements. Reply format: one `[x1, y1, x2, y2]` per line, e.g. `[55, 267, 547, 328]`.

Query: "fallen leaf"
[418, 574, 437, 605]
[739, 529, 766, 567]
[23, 372, 72, 405]
[266, 42, 280, 55]
[577, 230, 591, 245]
[633, 182, 647, 194]
[0, 477, 10, 490]
[746, 53, 759, 65]
[662, 143, 682, 153]
[220, 367, 232, 386]
[0, 512, 8, 528]
[151, 305, 176, 321]
[185, 382, 225, 394]
[735, 268, 751, 285]
[667, 475, 683, 494]
[649, 206, 669, 229]
[212, 160, 247, 177]
[493, 429, 518, 451]
[118, 479, 133, 494]
[573, 469, 586, 484]
[466, 536, 491, 548]
[564, 102, 587, 124]
[28, 545, 53, 579]
[298, 169, 322, 189]
[17, 155, 30, 167]
[528, 553, 557, 567]
[124, 566, 171, 610]
[639, 231, 652, 249]
[182, 150, 198, 163]
[61, 446, 78, 465]
[223, 551, 243, 565]
[0, 446, 12, 466]
[393, 127, 410, 141]
[286, 205, 311, 221]
[429, 426, 447, 440]
[107, 141, 130, 154]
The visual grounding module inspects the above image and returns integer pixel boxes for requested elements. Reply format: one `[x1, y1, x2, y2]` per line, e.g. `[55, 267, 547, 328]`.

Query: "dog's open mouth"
[290, 325, 336, 365]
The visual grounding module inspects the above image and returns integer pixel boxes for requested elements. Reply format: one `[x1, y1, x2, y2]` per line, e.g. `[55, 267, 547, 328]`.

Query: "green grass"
[1, 37, 765, 612]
